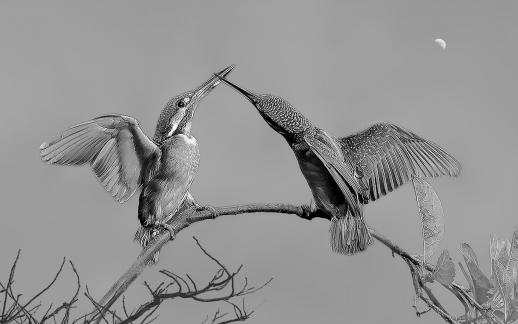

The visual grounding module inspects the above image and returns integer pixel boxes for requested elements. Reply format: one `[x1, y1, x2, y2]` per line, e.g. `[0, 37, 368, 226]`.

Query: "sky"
[1, 1, 518, 323]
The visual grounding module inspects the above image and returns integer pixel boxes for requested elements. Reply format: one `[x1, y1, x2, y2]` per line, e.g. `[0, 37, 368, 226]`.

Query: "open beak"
[192, 64, 235, 102]
[213, 73, 259, 104]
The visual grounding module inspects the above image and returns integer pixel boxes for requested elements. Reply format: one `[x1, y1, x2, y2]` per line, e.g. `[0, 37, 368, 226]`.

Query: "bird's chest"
[159, 134, 200, 176]
[294, 148, 345, 211]
[137, 134, 199, 225]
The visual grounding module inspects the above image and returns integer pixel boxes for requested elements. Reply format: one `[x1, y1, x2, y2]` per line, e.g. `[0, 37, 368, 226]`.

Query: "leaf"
[508, 228, 518, 300]
[486, 286, 504, 315]
[510, 227, 518, 266]
[433, 250, 455, 286]
[485, 230, 518, 322]
[489, 234, 517, 308]
[490, 235, 510, 271]
[458, 262, 475, 298]
[412, 177, 444, 264]
[492, 259, 511, 321]
[507, 300, 518, 323]
[460, 243, 492, 304]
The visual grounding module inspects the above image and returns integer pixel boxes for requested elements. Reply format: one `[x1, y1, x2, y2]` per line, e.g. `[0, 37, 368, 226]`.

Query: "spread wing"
[40, 114, 159, 203]
[304, 128, 362, 217]
[339, 123, 461, 203]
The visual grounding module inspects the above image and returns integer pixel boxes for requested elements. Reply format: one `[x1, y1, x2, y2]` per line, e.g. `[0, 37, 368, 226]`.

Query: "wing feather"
[304, 129, 363, 217]
[386, 153, 402, 187]
[40, 115, 159, 203]
[339, 123, 461, 203]
[381, 157, 394, 192]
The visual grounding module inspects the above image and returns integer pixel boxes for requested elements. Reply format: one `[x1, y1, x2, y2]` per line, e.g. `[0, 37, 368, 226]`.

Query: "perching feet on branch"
[152, 222, 177, 241]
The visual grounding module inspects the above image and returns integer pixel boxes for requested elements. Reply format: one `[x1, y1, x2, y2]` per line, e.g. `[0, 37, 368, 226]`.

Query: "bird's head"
[153, 64, 235, 142]
[215, 74, 312, 138]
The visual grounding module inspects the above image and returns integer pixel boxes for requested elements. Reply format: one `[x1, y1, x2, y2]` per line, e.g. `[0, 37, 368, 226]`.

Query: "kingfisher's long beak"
[213, 74, 259, 105]
[192, 64, 235, 102]
[175, 64, 235, 135]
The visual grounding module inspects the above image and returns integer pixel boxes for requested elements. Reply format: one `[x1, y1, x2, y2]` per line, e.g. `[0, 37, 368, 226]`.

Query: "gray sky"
[1, 1, 518, 323]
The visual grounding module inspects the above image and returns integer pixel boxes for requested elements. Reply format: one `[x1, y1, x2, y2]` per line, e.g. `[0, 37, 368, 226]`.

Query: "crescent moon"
[434, 38, 446, 50]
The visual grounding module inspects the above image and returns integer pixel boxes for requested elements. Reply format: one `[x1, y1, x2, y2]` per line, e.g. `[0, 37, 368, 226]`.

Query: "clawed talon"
[154, 222, 176, 240]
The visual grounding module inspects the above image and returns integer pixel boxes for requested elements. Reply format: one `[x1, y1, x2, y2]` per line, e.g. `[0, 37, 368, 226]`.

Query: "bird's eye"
[176, 97, 191, 108]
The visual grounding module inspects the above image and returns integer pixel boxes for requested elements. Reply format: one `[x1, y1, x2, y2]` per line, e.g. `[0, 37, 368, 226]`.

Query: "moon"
[434, 38, 447, 50]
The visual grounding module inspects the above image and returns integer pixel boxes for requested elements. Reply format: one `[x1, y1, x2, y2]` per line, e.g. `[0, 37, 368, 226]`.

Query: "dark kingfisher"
[216, 73, 461, 255]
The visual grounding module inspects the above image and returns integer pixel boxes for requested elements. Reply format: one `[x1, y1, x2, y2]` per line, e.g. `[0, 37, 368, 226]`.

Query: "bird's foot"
[195, 205, 218, 219]
[153, 222, 176, 241]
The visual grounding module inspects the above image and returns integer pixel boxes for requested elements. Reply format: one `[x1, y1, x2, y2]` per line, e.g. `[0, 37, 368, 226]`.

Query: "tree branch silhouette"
[2, 203, 510, 323]
[110, 236, 271, 324]
[0, 251, 81, 324]
[93, 202, 502, 324]
[0, 238, 270, 324]
[91, 203, 307, 323]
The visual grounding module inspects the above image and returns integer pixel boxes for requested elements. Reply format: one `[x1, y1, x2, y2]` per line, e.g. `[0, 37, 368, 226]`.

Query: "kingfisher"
[40, 65, 234, 262]
[216, 73, 461, 255]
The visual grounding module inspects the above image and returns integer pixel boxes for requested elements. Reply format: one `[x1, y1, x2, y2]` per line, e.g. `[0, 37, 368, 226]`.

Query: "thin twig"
[40, 261, 80, 324]
[1, 249, 21, 322]
[10, 257, 66, 321]
[110, 237, 271, 324]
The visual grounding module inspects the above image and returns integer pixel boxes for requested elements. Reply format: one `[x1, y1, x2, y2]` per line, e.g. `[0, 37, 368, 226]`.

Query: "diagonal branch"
[94, 237, 271, 324]
[93, 202, 485, 324]
[91, 203, 310, 322]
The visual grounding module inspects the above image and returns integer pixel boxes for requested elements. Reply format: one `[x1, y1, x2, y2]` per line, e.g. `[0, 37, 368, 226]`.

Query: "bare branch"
[19, 257, 66, 316]
[2, 201, 504, 324]
[89, 204, 306, 322]
[106, 237, 271, 324]
[40, 261, 81, 324]
[1, 249, 21, 322]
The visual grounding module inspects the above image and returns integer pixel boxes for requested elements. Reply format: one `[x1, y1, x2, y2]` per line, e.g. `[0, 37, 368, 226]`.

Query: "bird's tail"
[329, 211, 373, 255]
[134, 226, 161, 264]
